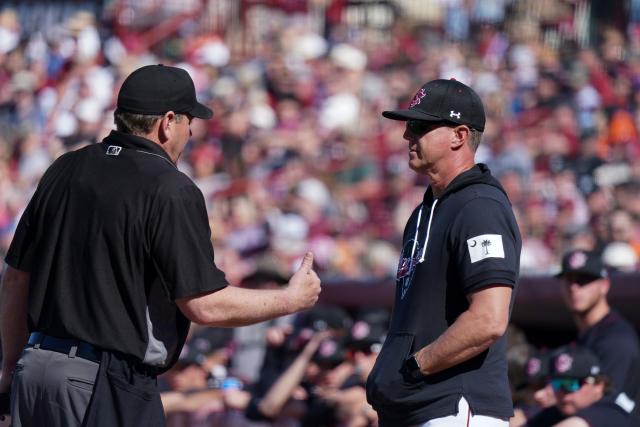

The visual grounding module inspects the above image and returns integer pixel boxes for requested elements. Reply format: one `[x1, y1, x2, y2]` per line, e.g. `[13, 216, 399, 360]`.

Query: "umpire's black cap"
[382, 78, 485, 131]
[117, 64, 213, 119]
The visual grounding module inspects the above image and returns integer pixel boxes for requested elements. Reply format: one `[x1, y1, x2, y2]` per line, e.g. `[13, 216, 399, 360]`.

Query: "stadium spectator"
[522, 345, 617, 427]
[545, 249, 640, 426]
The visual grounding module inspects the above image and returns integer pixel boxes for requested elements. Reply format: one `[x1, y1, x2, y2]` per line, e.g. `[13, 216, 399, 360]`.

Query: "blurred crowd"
[2, 0, 640, 425]
[161, 301, 387, 427]
[1, 0, 640, 281]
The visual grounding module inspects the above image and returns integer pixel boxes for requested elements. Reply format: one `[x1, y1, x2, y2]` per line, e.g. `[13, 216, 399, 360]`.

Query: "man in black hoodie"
[366, 79, 521, 426]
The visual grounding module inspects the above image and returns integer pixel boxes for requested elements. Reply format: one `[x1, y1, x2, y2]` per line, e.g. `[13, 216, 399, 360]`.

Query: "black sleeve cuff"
[463, 270, 516, 294]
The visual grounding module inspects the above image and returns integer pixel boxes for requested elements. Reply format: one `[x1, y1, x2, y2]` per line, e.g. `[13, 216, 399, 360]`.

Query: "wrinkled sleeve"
[450, 197, 520, 295]
[148, 183, 228, 300]
[4, 154, 72, 271]
[5, 198, 36, 272]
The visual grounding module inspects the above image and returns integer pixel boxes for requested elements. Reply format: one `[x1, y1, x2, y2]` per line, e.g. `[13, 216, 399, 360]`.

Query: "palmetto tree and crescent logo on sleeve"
[466, 234, 505, 263]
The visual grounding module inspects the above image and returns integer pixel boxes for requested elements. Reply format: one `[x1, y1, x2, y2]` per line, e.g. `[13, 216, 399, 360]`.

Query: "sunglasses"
[406, 120, 468, 136]
[550, 377, 595, 393]
[563, 274, 599, 286]
[406, 120, 433, 136]
[550, 378, 581, 393]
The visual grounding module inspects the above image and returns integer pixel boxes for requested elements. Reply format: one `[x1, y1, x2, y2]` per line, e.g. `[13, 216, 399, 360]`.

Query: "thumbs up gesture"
[287, 252, 322, 312]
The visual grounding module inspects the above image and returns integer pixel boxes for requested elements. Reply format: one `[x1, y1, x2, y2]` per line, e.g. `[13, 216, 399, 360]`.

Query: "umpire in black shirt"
[0, 64, 321, 426]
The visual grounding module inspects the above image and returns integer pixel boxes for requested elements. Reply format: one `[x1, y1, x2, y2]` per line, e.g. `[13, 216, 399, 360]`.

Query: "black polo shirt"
[6, 130, 228, 370]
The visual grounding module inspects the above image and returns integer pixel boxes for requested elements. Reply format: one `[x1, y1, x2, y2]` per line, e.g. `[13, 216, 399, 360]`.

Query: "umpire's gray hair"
[114, 109, 163, 135]
[114, 109, 184, 136]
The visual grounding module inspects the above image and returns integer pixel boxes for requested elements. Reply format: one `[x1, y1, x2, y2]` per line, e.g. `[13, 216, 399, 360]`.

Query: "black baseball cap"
[555, 249, 608, 279]
[295, 304, 352, 333]
[312, 337, 347, 368]
[347, 307, 389, 352]
[177, 327, 232, 366]
[382, 79, 485, 131]
[549, 345, 601, 380]
[117, 64, 213, 119]
[524, 350, 552, 384]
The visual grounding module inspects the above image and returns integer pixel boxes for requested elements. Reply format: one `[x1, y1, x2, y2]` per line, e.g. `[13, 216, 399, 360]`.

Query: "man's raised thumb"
[299, 252, 314, 273]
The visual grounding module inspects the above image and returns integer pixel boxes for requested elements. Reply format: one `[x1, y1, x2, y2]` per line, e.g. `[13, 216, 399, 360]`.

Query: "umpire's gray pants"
[10, 346, 99, 427]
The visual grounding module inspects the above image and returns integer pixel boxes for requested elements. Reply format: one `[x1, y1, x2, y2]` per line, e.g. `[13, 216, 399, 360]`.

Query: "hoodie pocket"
[366, 333, 424, 408]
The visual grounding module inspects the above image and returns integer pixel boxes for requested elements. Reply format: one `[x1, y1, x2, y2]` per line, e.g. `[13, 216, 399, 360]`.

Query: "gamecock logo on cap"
[569, 252, 587, 269]
[555, 353, 573, 373]
[410, 89, 427, 108]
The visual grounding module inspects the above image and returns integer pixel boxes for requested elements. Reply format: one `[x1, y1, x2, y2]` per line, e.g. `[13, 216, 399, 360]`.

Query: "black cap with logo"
[117, 64, 213, 119]
[549, 345, 601, 380]
[556, 249, 608, 279]
[382, 78, 485, 131]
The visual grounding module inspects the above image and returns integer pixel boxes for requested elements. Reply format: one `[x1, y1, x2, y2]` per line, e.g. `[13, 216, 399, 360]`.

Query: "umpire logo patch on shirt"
[106, 145, 122, 156]
[467, 234, 504, 263]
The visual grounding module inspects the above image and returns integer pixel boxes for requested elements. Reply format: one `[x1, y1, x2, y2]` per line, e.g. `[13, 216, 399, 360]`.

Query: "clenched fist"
[286, 252, 322, 312]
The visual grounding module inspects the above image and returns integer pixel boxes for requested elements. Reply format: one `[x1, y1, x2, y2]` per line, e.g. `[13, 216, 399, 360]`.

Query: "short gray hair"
[114, 109, 163, 135]
[468, 128, 483, 152]
[114, 110, 185, 135]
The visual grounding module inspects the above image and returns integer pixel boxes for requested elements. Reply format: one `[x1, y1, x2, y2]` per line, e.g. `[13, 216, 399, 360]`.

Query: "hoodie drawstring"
[420, 199, 438, 262]
[410, 199, 439, 264]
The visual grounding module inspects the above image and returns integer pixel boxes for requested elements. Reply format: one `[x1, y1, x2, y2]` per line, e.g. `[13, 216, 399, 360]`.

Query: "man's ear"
[158, 111, 176, 143]
[451, 125, 470, 149]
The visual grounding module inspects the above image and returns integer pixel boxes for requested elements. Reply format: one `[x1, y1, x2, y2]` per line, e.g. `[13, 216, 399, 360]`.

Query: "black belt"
[27, 332, 102, 364]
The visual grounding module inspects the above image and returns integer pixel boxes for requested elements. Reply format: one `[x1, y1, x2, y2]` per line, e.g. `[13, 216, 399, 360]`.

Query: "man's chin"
[570, 308, 588, 316]
[407, 160, 425, 174]
[558, 402, 577, 415]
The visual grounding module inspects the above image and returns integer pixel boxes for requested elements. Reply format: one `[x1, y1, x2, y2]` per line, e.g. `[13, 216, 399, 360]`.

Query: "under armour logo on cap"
[450, 111, 461, 119]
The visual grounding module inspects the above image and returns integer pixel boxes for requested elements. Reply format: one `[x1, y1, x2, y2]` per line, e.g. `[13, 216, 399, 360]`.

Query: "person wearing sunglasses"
[366, 78, 521, 426]
[523, 345, 627, 427]
[546, 249, 640, 427]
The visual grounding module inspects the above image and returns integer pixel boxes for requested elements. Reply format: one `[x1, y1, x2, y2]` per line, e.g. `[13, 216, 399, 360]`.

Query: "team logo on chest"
[396, 238, 422, 299]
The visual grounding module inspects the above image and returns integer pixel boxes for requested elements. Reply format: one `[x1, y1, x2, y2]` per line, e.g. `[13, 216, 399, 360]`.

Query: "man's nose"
[568, 282, 581, 291]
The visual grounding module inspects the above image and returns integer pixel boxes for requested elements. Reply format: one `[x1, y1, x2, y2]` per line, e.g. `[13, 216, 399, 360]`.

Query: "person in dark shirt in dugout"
[0, 64, 321, 427]
[525, 249, 640, 427]
[524, 345, 615, 427]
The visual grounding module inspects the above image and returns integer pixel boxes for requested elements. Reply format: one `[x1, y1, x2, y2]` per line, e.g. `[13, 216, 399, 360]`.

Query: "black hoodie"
[366, 164, 521, 426]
